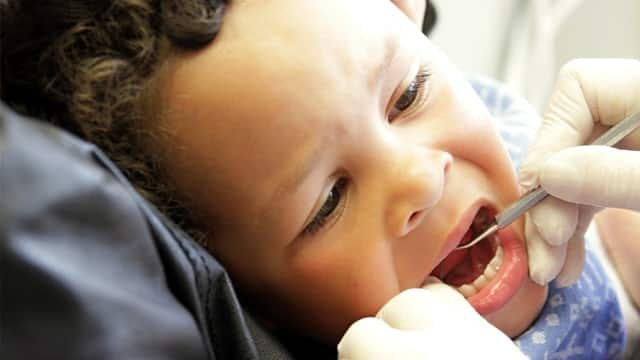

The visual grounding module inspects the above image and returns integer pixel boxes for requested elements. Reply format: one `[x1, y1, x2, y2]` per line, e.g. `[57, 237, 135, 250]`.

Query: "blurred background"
[428, 0, 640, 111]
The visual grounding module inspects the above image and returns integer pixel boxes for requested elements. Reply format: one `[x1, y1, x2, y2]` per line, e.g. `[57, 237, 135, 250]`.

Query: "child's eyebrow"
[369, 34, 401, 89]
[267, 35, 403, 217]
[273, 137, 324, 197]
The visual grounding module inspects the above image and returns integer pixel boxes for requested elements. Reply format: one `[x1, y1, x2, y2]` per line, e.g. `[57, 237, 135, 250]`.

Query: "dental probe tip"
[455, 223, 498, 250]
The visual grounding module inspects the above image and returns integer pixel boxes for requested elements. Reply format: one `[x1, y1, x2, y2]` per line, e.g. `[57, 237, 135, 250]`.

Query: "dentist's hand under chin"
[337, 279, 526, 359]
[519, 59, 640, 286]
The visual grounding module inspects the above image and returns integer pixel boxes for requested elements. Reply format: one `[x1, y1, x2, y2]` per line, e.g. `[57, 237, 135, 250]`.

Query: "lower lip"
[466, 226, 527, 315]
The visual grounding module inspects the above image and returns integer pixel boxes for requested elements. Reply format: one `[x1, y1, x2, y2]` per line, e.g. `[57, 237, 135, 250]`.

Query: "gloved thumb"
[540, 145, 640, 211]
[377, 283, 470, 330]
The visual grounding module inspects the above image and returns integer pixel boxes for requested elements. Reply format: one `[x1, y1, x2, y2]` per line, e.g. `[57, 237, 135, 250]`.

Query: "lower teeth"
[456, 237, 503, 298]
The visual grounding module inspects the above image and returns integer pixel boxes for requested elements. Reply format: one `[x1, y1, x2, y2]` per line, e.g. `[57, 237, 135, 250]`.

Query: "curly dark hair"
[1, 0, 229, 247]
[1, 0, 437, 249]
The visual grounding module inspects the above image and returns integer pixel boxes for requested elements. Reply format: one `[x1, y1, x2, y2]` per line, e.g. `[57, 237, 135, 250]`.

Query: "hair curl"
[1, 0, 228, 247]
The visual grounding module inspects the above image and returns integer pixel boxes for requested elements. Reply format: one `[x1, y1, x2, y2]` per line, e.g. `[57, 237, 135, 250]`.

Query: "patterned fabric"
[468, 74, 540, 173]
[469, 75, 627, 359]
[515, 251, 626, 359]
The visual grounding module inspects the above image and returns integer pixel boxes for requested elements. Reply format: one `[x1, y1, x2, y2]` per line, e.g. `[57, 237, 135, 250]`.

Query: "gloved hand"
[390, 0, 426, 27]
[519, 58, 640, 286]
[337, 279, 526, 360]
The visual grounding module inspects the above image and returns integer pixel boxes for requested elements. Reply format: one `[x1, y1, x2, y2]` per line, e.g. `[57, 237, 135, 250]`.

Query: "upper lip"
[434, 199, 493, 265]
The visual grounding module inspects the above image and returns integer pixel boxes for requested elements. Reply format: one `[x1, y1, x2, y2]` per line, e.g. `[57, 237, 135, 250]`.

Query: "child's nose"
[386, 149, 452, 238]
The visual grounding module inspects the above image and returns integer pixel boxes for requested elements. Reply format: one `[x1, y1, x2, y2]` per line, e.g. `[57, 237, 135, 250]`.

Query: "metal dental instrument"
[456, 111, 640, 251]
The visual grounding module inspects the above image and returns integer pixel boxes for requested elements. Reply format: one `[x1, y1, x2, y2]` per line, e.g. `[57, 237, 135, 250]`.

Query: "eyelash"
[299, 66, 430, 238]
[301, 177, 349, 237]
[388, 65, 431, 122]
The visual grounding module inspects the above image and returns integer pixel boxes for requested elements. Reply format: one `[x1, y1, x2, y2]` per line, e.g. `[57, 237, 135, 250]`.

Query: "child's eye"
[389, 65, 431, 122]
[301, 177, 348, 237]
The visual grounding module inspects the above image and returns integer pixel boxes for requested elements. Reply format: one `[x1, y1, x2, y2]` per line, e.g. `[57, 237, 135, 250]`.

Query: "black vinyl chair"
[1, 103, 302, 359]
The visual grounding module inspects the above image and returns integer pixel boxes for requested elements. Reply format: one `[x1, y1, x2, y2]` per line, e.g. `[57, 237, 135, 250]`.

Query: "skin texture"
[158, 0, 547, 344]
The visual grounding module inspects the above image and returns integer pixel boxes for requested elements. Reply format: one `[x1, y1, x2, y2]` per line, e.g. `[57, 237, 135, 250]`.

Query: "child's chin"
[485, 278, 548, 338]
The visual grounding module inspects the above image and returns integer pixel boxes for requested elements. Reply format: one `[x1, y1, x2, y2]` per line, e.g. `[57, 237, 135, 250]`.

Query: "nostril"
[407, 209, 425, 231]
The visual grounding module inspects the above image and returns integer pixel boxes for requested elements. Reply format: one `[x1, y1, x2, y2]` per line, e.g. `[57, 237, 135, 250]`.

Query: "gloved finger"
[420, 276, 471, 309]
[376, 287, 472, 331]
[525, 212, 567, 285]
[390, 0, 426, 28]
[541, 146, 640, 211]
[520, 59, 640, 193]
[555, 227, 585, 288]
[519, 60, 596, 193]
[564, 59, 640, 128]
[555, 205, 600, 287]
[418, 282, 526, 360]
[528, 196, 578, 246]
[541, 59, 640, 139]
[338, 317, 423, 360]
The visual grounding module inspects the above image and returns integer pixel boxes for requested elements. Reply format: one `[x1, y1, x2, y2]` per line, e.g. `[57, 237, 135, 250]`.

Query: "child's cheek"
[285, 240, 400, 341]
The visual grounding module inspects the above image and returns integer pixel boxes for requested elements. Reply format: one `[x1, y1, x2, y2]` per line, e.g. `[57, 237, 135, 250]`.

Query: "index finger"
[520, 59, 640, 191]
[338, 317, 431, 360]
[377, 285, 479, 331]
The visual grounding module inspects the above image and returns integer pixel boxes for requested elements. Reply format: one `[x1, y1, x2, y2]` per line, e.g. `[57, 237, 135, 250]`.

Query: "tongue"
[430, 231, 496, 287]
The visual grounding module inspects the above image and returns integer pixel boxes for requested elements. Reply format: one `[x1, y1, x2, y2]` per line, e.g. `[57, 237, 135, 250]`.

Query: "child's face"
[160, 0, 547, 344]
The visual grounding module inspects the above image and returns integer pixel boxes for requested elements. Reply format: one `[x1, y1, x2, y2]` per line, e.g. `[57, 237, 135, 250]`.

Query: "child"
[2, 0, 636, 357]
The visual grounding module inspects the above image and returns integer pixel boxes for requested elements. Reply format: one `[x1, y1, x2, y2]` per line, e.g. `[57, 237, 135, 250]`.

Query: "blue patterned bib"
[515, 250, 626, 359]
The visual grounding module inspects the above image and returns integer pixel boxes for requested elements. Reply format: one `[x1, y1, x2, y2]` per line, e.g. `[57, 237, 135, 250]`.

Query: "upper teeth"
[456, 236, 503, 298]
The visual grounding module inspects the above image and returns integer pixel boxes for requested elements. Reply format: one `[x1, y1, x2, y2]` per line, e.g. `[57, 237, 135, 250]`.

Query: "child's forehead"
[222, 0, 405, 61]
[160, 0, 424, 217]
[208, 0, 413, 98]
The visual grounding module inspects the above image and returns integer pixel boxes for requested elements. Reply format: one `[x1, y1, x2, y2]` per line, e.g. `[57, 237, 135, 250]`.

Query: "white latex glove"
[519, 58, 640, 286]
[337, 280, 525, 360]
[390, 0, 426, 28]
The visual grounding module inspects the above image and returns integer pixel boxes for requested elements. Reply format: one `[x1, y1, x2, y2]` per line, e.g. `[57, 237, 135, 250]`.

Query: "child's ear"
[390, 0, 427, 29]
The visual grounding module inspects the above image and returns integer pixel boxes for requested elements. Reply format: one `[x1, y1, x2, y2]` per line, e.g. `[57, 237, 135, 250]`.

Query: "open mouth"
[427, 204, 527, 315]
[429, 206, 502, 297]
